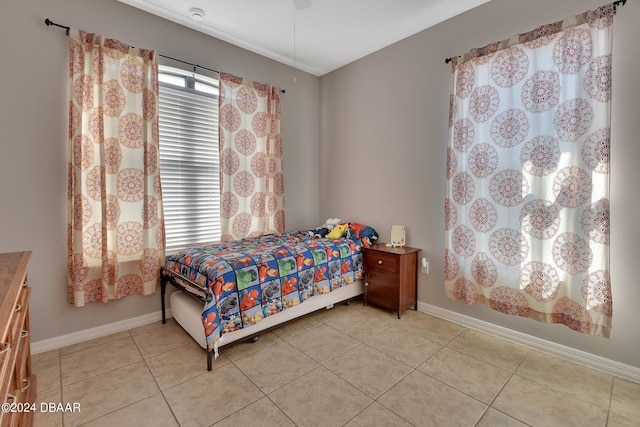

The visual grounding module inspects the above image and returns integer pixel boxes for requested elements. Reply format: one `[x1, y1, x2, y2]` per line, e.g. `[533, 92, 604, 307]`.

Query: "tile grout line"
[460, 336, 530, 426]
[221, 304, 397, 426]
[604, 376, 615, 426]
[133, 332, 183, 427]
[58, 349, 65, 427]
[369, 363, 420, 427]
[509, 349, 616, 415]
[322, 310, 425, 427]
[69, 334, 167, 427]
[223, 347, 291, 425]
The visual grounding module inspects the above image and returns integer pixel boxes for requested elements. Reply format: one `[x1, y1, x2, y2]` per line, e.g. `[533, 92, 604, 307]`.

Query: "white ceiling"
[119, 0, 491, 76]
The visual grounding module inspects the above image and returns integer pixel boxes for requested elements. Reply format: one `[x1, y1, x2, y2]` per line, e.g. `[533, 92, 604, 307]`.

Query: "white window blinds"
[158, 67, 221, 252]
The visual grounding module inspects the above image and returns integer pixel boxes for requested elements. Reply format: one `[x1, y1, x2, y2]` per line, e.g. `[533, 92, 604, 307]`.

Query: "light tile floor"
[32, 298, 640, 427]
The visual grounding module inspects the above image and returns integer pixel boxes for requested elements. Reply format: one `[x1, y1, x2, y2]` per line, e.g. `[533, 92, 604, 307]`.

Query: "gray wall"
[0, 0, 321, 342]
[320, 0, 640, 369]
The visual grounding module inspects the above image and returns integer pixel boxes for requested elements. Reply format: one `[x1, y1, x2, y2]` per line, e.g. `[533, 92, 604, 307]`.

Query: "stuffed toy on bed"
[308, 218, 342, 238]
[326, 222, 349, 239]
[308, 227, 329, 238]
[322, 218, 341, 230]
[345, 222, 379, 246]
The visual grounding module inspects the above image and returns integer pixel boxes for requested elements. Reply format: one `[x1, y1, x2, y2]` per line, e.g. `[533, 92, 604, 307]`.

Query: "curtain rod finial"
[44, 18, 70, 35]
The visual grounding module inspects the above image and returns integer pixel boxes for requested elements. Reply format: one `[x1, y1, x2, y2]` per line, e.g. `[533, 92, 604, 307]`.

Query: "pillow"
[326, 223, 348, 239]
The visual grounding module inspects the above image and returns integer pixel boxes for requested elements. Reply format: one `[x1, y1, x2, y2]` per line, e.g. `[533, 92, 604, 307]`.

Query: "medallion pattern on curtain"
[445, 6, 614, 336]
[68, 29, 165, 306]
[219, 73, 284, 241]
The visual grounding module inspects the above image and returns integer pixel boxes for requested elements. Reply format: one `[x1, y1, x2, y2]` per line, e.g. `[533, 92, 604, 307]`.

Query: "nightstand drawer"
[367, 271, 397, 288]
[364, 252, 398, 274]
[366, 276, 398, 303]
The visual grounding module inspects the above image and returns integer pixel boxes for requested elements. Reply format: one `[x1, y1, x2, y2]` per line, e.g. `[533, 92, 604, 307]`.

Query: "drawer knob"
[21, 379, 30, 392]
[20, 330, 29, 339]
[15, 303, 21, 312]
[378, 260, 383, 265]
[0, 342, 9, 354]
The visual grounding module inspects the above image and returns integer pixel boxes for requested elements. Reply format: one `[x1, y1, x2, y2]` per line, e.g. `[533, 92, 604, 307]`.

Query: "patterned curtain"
[445, 6, 614, 336]
[219, 73, 284, 241]
[68, 29, 165, 306]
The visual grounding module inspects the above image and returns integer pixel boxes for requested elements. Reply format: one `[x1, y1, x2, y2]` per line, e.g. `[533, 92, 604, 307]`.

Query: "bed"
[160, 225, 377, 370]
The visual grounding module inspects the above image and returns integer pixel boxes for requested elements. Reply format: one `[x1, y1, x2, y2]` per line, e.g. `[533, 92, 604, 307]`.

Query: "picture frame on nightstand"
[390, 225, 405, 247]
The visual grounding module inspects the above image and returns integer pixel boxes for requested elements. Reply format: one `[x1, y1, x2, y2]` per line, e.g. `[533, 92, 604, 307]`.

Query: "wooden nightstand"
[363, 243, 420, 319]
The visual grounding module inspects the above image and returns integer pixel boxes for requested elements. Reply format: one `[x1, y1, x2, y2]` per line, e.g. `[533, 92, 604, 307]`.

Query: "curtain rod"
[44, 18, 285, 93]
[444, 0, 626, 64]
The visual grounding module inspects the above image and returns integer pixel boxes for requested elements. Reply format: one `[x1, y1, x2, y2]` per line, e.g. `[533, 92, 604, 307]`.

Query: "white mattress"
[170, 280, 364, 350]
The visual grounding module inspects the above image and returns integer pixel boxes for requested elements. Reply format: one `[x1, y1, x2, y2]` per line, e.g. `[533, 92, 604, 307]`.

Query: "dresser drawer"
[8, 287, 28, 352]
[0, 252, 34, 427]
[0, 297, 21, 419]
[14, 329, 30, 393]
[364, 251, 398, 274]
[3, 384, 28, 427]
[0, 344, 11, 409]
[1, 363, 18, 427]
[0, 407, 15, 427]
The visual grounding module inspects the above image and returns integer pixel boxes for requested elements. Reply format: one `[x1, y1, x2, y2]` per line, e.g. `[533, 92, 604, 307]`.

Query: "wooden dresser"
[0, 252, 35, 427]
[363, 244, 420, 319]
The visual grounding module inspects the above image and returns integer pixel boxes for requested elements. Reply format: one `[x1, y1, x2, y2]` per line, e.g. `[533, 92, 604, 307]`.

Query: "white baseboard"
[417, 302, 640, 384]
[31, 309, 173, 354]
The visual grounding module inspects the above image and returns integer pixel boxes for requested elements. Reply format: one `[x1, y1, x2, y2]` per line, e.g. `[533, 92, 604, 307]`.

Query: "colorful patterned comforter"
[165, 231, 366, 350]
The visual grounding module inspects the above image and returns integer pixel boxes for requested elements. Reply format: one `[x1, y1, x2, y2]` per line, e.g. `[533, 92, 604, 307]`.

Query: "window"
[158, 66, 220, 252]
